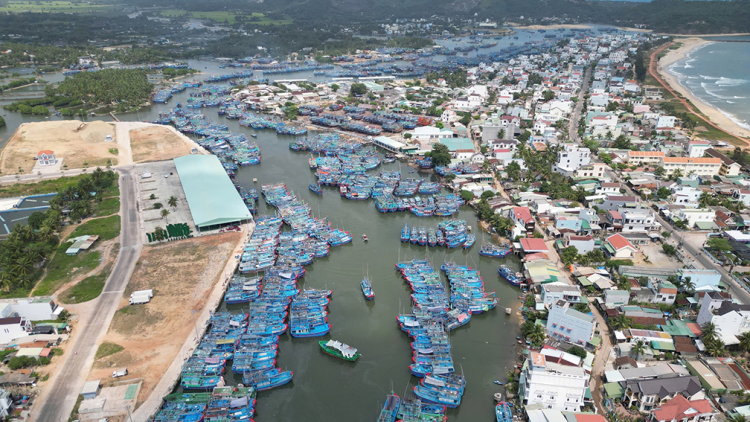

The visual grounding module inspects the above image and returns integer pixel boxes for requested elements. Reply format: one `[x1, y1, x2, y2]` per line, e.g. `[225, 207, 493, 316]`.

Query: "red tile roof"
[37, 150, 54, 156]
[652, 395, 713, 422]
[513, 206, 533, 223]
[606, 234, 635, 251]
[574, 415, 607, 422]
[520, 238, 548, 253]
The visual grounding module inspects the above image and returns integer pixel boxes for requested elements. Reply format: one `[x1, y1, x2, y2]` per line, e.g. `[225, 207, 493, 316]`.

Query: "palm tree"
[701, 322, 717, 344]
[682, 277, 695, 294]
[631, 339, 646, 360]
[161, 209, 170, 221]
[707, 339, 725, 357]
[527, 324, 546, 347]
[609, 315, 633, 331]
[168, 195, 178, 209]
[738, 332, 750, 353]
[729, 414, 747, 422]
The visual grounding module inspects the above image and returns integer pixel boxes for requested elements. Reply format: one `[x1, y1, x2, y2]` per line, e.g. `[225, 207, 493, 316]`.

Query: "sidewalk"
[132, 222, 253, 420]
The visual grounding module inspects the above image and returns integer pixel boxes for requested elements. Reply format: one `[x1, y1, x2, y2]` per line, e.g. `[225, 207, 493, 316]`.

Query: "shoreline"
[656, 38, 750, 141]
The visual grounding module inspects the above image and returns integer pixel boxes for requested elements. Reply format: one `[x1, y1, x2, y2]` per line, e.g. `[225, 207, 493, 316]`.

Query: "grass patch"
[95, 197, 120, 217]
[0, 174, 87, 199]
[68, 394, 84, 422]
[0, 1, 115, 13]
[157, 9, 291, 25]
[109, 148, 119, 155]
[95, 341, 124, 359]
[69, 215, 121, 241]
[33, 242, 101, 296]
[59, 265, 111, 304]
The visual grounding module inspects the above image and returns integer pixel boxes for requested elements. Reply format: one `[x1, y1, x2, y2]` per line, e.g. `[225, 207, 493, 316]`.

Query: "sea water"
[667, 39, 750, 134]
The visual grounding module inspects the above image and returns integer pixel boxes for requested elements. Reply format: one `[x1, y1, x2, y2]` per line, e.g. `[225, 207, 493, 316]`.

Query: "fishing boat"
[479, 242, 511, 258]
[318, 339, 360, 361]
[361, 277, 375, 300]
[496, 401, 513, 422]
[309, 182, 323, 195]
[401, 224, 410, 243]
[251, 133, 258, 138]
[377, 393, 401, 422]
[498, 265, 524, 287]
[462, 234, 475, 249]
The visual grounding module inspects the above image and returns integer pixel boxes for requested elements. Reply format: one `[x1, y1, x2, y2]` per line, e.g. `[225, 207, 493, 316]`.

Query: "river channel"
[0, 27, 642, 419]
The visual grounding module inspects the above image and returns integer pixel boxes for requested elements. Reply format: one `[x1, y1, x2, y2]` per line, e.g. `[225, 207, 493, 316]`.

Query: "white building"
[620, 208, 658, 233]
[546, 300, 596, 346]
[573, 163, 606, 179]
[0, 298, 62, 321]
[519, 352, 588, 412]
[552, 145, 591, 177]
[541, 283, 582, 307]
[672, 208, 715, 229]
[408, 126, 455, 142]
[0, 317, 31, 345]
[688, 140, 712, 158]
[658, 157, 722, 176]
[0, 389, 11, 418]
[696, 293, 750, 345]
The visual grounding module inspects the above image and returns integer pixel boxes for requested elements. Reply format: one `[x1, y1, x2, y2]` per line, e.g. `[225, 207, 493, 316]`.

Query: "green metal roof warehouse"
[174, 155, 253, 231]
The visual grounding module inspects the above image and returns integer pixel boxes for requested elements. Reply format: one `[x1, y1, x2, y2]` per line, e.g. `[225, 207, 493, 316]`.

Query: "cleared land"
[0, 121, 117, 174]
[157, 10, 290, 25]
[0, 0, 116, 13]
[129, 126, 195, 163]
[89, 232, 241, 404]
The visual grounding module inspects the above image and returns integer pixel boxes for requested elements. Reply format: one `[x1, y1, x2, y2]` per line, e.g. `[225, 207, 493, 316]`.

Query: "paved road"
[605, 168, 750, 305]
[569, 67, 592, 143]
[589, 305, 612, 415]
[0, 168, 89, 185]
[34, 166, 143, 422]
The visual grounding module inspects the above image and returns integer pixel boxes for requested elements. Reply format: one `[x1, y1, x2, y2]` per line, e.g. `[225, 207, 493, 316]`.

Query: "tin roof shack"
[65, 235, 99, 255]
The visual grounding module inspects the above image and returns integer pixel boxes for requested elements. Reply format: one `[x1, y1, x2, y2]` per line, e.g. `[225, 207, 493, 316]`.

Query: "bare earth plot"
[129, 126, 196, 163]
[0, 121, 117, 174]
[87, 232, 241, 406]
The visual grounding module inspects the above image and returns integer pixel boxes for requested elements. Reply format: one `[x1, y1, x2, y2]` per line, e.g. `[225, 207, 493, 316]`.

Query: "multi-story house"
[672, 209, 715, 229]
[621, 208, 658, 233]
[657, 157, 722, 176]
[705, 148, 742, 176]
[511, 206, 536, 232]
[696, 293, 750, 343]
[628, 151, 664, 167]
[623, 376, 704, 413]
[687, 140, 712, 158]
[552, 145, 591, 177]
[541, 283, 582, 307]
[0, 316, 32, 344]
[573, 163, 606, 179]
[566, 234, 596, 254]
[596, 182, 621, 196]
[546, 300, 596, 346]
[519, 352, 589, 412]
[647, 279, 678, 305]
[599, 195, 640, 212]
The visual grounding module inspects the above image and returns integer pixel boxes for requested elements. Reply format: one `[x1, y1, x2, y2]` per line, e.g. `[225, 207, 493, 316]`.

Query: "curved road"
[34, 166, 142, 422]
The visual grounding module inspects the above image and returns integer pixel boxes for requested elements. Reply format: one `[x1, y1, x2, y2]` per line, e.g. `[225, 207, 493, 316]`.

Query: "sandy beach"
[656, 38, 750, 141]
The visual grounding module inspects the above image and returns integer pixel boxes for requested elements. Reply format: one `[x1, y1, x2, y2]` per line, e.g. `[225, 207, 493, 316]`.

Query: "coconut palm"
[161, 209, 170, 221]
[168, 195, 178, 209]
[707, 339, 726, 357]
[609, 315, 633, 331]
[701, 322, 717, 344]
[527, 324, 546, 347]
[682, 277, 695, 294]
[631, 339, 646, 360]
[739, 332, 750, 353]
[729, 414, 747, 422]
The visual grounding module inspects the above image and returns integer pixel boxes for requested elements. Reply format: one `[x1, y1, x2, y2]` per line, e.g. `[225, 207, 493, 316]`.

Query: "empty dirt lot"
[129, 125, 196, 163]
[87, 232, 241, 406]
[0, 121, 117, 174]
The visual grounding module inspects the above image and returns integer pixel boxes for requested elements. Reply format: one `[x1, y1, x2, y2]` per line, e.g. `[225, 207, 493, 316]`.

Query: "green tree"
[350, 83, 367, 96]
[429, 143, 452, 167]
[458, 114, 471, 126]
[543, 90, 555, 101]
[560, 246, 579, 266]
[330, 83, 340, 92]
[609, 315, 633, 330]
[701, 322, 717, 344]
[567, 346, 587, 359]
[506, 160, 522, 182]
[527, 323, 546, 347]
[435, 121, 444, 129]
[481, 190, 495, 200]
[707, 237, 732, 253]
[161, 209, 170, 220]
[662, 244, 677, 256]
[612, 135, 632, 150]
[631, 339, 646, 359]
[654, 166, 666, 177]
[656, 187, 671, 199]
[168, 196, 178, 209]
[27, 211, 47, 230]
[739, 332, 750, 353]
[459, 190, 474, 202]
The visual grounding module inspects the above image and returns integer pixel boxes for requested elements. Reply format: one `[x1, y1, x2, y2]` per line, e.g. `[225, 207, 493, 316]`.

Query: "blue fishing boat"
[462, 234, 475, 249]
[479, 242, 511, 258]
[498, 265, 524, 287]
[377, 393, 401, 422]
[496, 402, 513, 422]
[401, 224, 410, 243]
[309, 182, 323, 195]
[361, 277, 375, 300]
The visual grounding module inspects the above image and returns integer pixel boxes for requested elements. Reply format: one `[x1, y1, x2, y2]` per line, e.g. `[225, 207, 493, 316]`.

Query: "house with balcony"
[647, 279, 678, 305]
[602, 210, 624, 231]
[511, 206, 536, 232]
[519, 352, 589, 412]
[657, 157, 722, 177]
[705, 148, 742, 176]
[621, 208, 659, 233]
[596, 182, 621, 196]
[573, 163, 607, 179]
[552, 145, 591, 177]
[541, 283, 582, 307]
[623, 376, 704, 413]
[628, 151, 664, 167]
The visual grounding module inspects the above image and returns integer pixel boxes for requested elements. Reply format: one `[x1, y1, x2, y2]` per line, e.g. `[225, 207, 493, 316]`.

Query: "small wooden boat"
[362, 234, 368, 241]
[505, 308, 512, 315]
[308, 182, 322, 195]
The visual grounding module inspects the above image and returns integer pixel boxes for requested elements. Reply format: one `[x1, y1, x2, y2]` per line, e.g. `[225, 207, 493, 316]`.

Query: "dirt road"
[33, 166, 143, 422]
[589, 305, 613, 415]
